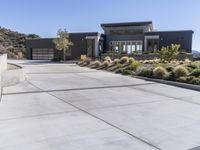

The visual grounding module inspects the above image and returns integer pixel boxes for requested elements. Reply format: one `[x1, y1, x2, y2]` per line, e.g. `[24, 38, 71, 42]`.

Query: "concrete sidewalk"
[1, 60, 200, 150]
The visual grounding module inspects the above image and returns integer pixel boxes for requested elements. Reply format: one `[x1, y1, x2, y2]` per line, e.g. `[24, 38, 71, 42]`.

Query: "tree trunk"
[63, 49, 66, 61]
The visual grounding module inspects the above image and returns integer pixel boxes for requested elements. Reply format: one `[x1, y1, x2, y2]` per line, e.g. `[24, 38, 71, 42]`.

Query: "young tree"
[159, 44, 180, 62]
[53, 29, 73, 61]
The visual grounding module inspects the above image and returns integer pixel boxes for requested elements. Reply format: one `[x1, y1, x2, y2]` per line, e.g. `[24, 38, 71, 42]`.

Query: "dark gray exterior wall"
[145, 31, 193, 52]
[26, 32, 101, 60]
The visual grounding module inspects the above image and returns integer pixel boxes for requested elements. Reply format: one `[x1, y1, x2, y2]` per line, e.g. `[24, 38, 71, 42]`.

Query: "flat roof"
[101, 21, 153, 28]
[145, 30, 194, 34]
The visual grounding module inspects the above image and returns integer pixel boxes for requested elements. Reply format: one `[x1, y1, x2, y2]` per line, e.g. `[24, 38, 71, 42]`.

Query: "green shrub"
[138, 68, 153, 78]
[115, 68, 123, 73]
[166, 66, 174, 72]
[122, 69, 132, 75]
[159, 44, 180, 62]
[128, 61, 141, 71]
[116, 63, 123, 68]
[128, 57, 135, 64]
[173, 66, 188, 78]
[84, 58, 91, 65]
[120, 56, 129, 64]
[191, 69, 200, 77]
[113, 59, 120, 65]
[102, 60, 110, 67]
[187, 63, 199, 70]
[153, 66, 168, 79]
[92, 60, 101, 67]
[190, 77, 200, 85]
[104, 56, 112, 63]
[176, 77, 187, 83]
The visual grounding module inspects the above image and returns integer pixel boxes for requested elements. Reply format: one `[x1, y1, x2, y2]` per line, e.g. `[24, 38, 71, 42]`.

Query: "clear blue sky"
[0, 0, 199, 50]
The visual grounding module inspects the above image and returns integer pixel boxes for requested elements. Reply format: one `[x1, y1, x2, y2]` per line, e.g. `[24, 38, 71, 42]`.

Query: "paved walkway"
[1, 60, 200, 150]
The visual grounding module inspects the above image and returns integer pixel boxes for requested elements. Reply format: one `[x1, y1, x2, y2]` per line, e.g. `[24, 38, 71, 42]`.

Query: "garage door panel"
[32, 48, 54, 60]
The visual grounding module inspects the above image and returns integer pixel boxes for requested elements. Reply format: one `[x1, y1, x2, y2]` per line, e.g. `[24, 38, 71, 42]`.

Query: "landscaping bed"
[78, 56, 200, 86]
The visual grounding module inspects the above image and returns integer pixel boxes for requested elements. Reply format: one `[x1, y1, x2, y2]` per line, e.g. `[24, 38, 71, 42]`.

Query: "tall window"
[110, 41, 143, 54]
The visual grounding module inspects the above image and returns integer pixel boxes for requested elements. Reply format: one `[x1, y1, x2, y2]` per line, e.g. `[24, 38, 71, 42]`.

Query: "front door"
[86, 39, 95, 58]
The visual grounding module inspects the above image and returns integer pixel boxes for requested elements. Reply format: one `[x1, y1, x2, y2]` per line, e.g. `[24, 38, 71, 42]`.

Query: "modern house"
[26, 21, 194, 60]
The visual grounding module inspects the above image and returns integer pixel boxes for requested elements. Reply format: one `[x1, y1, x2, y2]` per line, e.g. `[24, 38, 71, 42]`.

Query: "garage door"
[32, 48, 54, 60]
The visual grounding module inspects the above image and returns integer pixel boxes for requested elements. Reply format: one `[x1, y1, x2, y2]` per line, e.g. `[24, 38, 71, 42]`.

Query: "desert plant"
[116, 63, 123, 68]
[104, 56, 112, 63]
[159, 44, 180, 62]
[102, 60, 110, 67]
[120, 56, 129, 64]
[190, 77, 200, 85]
[128, 61, 141, 71]
[176, 76, 187, 83]
[138, 68, 153, 78]
[92, 60, 101, 67]
[173, 66, 188, 78]
[166, 66, 174, 72]
[122, 69, 132, 75]
[85, 58, 91, 65]
[191, 69, 200, 77]
[187, 62, 200, 70]
[153, 66, 168, 79]
[113, 59, 120, 65]
[128, 57, 135, 64]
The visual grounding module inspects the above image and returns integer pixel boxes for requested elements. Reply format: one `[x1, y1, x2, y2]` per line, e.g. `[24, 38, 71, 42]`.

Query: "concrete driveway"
[1, 60, 200, 150]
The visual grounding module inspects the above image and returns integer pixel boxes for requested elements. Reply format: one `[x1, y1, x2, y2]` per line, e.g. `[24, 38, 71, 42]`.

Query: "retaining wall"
[0, 54, 7, 99]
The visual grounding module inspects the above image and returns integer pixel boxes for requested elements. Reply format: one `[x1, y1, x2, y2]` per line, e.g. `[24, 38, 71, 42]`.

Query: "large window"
[110, 29, 143, 35]
[32, 48, 54, 60]
[110, 41, 143, 54]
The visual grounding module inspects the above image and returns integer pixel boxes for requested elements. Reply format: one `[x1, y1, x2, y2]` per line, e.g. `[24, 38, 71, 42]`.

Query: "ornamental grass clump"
[153, 66, 168, 79]
[102, 60, 110, 67]
[173, 66, 188, 78]
[128, 57, 135, 64]
[120, 56, 129, 64]
[104, 56, 112, 63]
[137, 68, 153, 78]
[191, 69, 200, 77]
[92, 60, 101, 67]
[122, 69, 132, 75]
[129, 61, 141, 71]
[113, 59, 120, 65]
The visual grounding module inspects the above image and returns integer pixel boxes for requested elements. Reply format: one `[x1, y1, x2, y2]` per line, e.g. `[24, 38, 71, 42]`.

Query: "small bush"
[104, 56, 112, 63]
[84, 58, 91, 65]
[138, 68, 153, 78]
[92, 60, 101, 67]
[190, 77, 200, 85]
[115, 68, 123, 73]
[159, 44, 180, 62]
[187, 63, 199, 70]
[122, 69, 132, 75]
[173, 66, 188, 78]
[113, 59, 120, 65]
[166, 66, 174, 72]
[191, 69, 200, 77]
[153, 66, 168, 79]
[176, 76, 187, 83]
[128, 61, 141, 71]
[128, 57, 135, 64]
[120, 56, 129, 64]
[102, 60, 110, 67]
[116, 63, 123, 68]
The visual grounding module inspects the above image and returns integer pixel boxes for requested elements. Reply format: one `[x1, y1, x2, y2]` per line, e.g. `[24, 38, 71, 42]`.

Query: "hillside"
[0, 27, 40, 59]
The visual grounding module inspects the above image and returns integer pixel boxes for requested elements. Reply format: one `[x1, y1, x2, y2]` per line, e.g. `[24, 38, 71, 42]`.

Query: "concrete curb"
[2, 63, 26, 87]
[134, 76, 200, 92]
